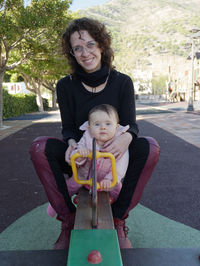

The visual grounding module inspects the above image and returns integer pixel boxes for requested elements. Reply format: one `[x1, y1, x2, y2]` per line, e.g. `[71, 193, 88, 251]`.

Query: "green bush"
[3, 89, 38, 119]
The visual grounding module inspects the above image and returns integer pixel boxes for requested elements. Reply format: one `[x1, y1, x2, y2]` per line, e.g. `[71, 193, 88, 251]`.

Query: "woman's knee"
[29, 136, 65, 160]
[143, 136, 160, 162]
[130, 136, 160, 160]
[30, 136, 50, 159]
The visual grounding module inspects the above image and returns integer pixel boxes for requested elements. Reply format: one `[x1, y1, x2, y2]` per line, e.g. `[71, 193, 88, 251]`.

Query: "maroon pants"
[30, 136, 160, 221]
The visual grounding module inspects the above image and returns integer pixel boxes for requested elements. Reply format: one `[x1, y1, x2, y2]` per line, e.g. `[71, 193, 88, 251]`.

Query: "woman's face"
[70, 30, 102, 73]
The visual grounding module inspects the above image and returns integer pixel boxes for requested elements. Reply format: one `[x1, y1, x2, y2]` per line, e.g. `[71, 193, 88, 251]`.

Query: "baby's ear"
[116, 123, 119, 128]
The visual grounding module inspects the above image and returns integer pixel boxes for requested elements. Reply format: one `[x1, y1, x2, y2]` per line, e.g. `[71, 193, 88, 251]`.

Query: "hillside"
[82, 0, 200, 40]
[80, 0, 200, 85]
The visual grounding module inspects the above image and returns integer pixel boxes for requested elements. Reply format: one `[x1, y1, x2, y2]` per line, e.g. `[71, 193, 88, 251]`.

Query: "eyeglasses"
[70, 41, 97, 56]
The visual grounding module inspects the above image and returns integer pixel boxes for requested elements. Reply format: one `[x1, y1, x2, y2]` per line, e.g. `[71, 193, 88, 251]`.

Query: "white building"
[3, 82, 31, 95]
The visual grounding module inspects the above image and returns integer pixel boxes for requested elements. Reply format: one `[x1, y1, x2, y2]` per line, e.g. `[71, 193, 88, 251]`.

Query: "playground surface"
[0, 100, 200, 265]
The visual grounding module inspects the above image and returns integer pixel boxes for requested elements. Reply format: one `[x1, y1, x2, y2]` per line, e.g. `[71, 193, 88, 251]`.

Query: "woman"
[30, 17, 160, 250]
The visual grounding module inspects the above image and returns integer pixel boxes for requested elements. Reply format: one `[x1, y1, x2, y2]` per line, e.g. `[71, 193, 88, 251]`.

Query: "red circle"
[88, 250, 102, 264]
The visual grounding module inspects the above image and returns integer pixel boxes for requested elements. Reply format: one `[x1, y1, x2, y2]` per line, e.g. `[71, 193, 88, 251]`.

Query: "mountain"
[81, 0, 200, 89]
[82, 0, 200, 46]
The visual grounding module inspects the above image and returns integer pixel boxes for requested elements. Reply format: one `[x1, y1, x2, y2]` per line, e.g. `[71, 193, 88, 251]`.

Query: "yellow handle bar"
[70, 151, 117, 190]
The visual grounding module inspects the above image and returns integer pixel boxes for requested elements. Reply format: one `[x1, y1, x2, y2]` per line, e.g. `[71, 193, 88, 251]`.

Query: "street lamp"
[187, 27, 200, 111]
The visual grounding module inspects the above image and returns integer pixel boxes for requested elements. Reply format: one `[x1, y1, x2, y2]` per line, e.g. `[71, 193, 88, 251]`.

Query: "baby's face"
[89, 110, 118, 144]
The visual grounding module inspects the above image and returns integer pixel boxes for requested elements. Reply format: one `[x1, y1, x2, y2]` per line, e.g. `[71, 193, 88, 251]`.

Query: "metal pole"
[92, 138, 98, 228]
[187, 38, 195, 111]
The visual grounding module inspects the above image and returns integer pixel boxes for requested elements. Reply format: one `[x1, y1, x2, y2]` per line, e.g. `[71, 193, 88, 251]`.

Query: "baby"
[47, 104, 129, 217]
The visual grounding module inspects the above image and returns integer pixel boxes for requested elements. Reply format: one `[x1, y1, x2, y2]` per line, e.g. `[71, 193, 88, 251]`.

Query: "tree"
[41, 56, 71, 109]
[152, 74, 168, 95]
[0, 0, 73, 127]
[15, 11, 73, 111]
[19, 54, 70, 111]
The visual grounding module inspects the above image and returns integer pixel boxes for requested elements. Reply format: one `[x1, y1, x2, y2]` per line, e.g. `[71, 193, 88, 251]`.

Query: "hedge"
[3, 89, 38, 119]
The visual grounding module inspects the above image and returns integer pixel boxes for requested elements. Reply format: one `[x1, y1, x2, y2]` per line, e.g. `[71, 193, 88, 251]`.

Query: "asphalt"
[0, 100, 200, 251]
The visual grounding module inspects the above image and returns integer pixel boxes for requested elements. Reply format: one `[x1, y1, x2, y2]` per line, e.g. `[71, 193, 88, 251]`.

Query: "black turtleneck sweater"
[56, 69, 139, 143]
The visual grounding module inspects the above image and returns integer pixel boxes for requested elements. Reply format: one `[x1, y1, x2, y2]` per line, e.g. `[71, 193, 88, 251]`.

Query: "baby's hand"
[100, 179, 112, 190]
[78, 148, 90, 157]
[75, 148, 90, 164]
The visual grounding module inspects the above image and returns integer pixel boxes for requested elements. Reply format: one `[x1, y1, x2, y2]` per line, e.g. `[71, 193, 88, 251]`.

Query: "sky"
[69, 0, 109, 11]
[24, 0, 109, 11]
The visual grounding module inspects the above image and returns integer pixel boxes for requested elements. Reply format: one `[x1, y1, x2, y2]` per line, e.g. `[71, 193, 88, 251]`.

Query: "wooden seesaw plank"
[74, 188, 114, 229]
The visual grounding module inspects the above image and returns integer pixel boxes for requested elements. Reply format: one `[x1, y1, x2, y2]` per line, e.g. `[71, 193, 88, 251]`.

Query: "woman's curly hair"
[62, 17, 114, 73]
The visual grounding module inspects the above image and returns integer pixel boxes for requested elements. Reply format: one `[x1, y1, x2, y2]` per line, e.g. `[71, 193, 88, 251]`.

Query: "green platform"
[67, 229, 123, 266]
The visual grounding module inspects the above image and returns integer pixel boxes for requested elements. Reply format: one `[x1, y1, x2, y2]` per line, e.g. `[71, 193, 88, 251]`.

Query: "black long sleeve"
[56, 70, 139, 143]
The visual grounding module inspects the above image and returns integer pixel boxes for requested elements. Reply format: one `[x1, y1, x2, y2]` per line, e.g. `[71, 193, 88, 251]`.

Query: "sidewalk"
[136, 100, 200, 148]
[0, 109, 61, 141]
[2, 101, 199, 147]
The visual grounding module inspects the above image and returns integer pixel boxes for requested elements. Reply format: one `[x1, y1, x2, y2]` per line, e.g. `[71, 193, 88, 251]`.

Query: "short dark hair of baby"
[88, 104, 119, 124]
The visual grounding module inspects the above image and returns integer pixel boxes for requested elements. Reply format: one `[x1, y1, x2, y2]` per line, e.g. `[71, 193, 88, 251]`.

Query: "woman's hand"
[101, 132, 132, 160]
[65, 139, 77, 163]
